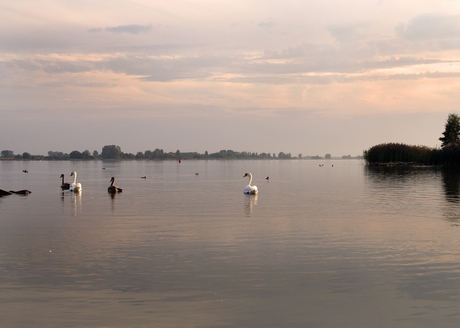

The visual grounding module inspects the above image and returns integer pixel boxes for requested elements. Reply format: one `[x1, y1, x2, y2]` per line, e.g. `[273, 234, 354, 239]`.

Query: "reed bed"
[364, 143, 460, 166]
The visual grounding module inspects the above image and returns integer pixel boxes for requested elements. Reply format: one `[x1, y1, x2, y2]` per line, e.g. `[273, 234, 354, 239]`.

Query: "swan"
[69, 171, 82, 192]
[108, 177, 122, 193]
[243, 172, 258, 194]
[60, 174, 70, 189]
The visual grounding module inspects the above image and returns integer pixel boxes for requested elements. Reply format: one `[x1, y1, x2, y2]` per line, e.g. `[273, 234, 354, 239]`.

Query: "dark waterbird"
[0, 189, 12, 197]
[9, 190, 31, 195]
[60, 174, 70, 189]
[108, 177, 122, 193]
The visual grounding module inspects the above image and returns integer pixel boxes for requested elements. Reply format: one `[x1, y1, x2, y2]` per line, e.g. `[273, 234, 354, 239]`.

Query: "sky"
[1, 0, 460, 157]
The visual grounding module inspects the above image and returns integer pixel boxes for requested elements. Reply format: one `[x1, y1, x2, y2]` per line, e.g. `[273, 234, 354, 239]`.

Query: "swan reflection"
[108, 192, 120, 212]
[60, 191, 82, 216]
[71, 192, 82, 216]
[244, 194, 258, 216]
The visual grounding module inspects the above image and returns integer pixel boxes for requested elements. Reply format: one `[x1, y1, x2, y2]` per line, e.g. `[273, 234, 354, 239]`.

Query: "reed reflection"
[364, 165, 432, 184]
[440, 167, 460, 203]
[439, 167, 460, 225]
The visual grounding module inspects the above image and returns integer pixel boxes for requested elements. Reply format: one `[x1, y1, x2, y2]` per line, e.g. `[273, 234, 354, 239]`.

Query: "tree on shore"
[101, 145, 122, 159]
[1, 150, 14, 158]
[439, 113, 460, 148]
[70, 150, 83, 159]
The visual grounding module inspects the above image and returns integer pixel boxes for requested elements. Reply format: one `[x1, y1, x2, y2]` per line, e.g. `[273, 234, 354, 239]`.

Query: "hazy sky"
[2, 0, 460, 156]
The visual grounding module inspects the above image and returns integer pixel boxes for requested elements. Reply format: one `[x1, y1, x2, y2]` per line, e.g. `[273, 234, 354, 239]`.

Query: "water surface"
[1, 160, 460, 327]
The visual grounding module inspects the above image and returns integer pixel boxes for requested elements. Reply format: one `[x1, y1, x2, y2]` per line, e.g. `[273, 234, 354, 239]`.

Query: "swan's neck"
[73, 173, 77, 184]
[61, 175, 65, 184]
[110, 179, 115, 187]
[247, 173, 253, 185]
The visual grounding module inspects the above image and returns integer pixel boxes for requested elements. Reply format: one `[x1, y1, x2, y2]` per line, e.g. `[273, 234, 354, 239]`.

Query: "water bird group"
[0, 189, 31, 196]
[2, 168, 268, 199]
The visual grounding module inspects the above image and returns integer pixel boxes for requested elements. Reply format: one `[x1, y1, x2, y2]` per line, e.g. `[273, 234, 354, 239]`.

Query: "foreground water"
[1, 159, 460, 327]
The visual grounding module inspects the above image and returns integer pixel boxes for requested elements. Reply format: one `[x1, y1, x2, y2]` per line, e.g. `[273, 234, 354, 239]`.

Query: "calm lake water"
[1, 159, 460, 327]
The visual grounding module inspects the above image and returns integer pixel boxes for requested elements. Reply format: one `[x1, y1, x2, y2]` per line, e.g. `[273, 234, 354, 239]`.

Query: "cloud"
[258, 21, 277, 29]
[396, 14, 460, 41]
[105, 24, 152, 34]
[327, 23, 370, 43]
[87, 28, 103, 33]
[88, 24, 152, 34]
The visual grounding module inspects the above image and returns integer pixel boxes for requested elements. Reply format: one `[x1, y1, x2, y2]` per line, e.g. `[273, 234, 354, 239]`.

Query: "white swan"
[69, 171, 82, 192]
[243, 172, 258, 194]
[108, 177, 122, 193]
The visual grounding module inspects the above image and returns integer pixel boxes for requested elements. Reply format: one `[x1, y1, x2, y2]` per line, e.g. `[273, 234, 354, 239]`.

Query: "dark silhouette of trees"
[101, 145, 122, 159]
[70, 150, 83, 159]
[1, 150, 14, 158]
[439, 113, 460, 148]
[82, 150, 91, 159]
[47, 151, 68, 160]
[278, 152, 292, 159]
[3, 145, 312, 161]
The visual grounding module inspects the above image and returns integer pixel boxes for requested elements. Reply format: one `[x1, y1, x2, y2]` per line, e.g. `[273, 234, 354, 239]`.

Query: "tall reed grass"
[364, 142, 460, 166]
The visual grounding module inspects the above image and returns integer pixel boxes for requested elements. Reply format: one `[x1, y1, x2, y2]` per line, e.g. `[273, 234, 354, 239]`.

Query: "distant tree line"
[1, 146, 360, 161]
[364, 113, 460, 166]
[1, 146, 299, 161]
[2, 145, 363, 161]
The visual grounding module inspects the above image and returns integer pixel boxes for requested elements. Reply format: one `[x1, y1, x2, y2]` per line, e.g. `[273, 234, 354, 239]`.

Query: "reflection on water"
[3, 160, 460, 327]
[109, 191, 121, 213]
[60, 190, 82, 216]
[244, 194, 258, 216]
[365, 165, 460, 225]
[440, 167, 460, 225]
[440, 167, 460, 202]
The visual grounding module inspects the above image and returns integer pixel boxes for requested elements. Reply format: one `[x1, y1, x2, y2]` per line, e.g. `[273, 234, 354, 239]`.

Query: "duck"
[9, 190, 31, 195]
[60, 174, 70, 189]
[0, 189, 12, 197]
[243, 172, 258, 194]
[108, 177, 122, 193]
[69, 171, 82, 192]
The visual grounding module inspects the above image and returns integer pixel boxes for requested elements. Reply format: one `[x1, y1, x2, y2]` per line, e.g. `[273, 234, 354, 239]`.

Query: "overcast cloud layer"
[1, 0, 460, 156]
